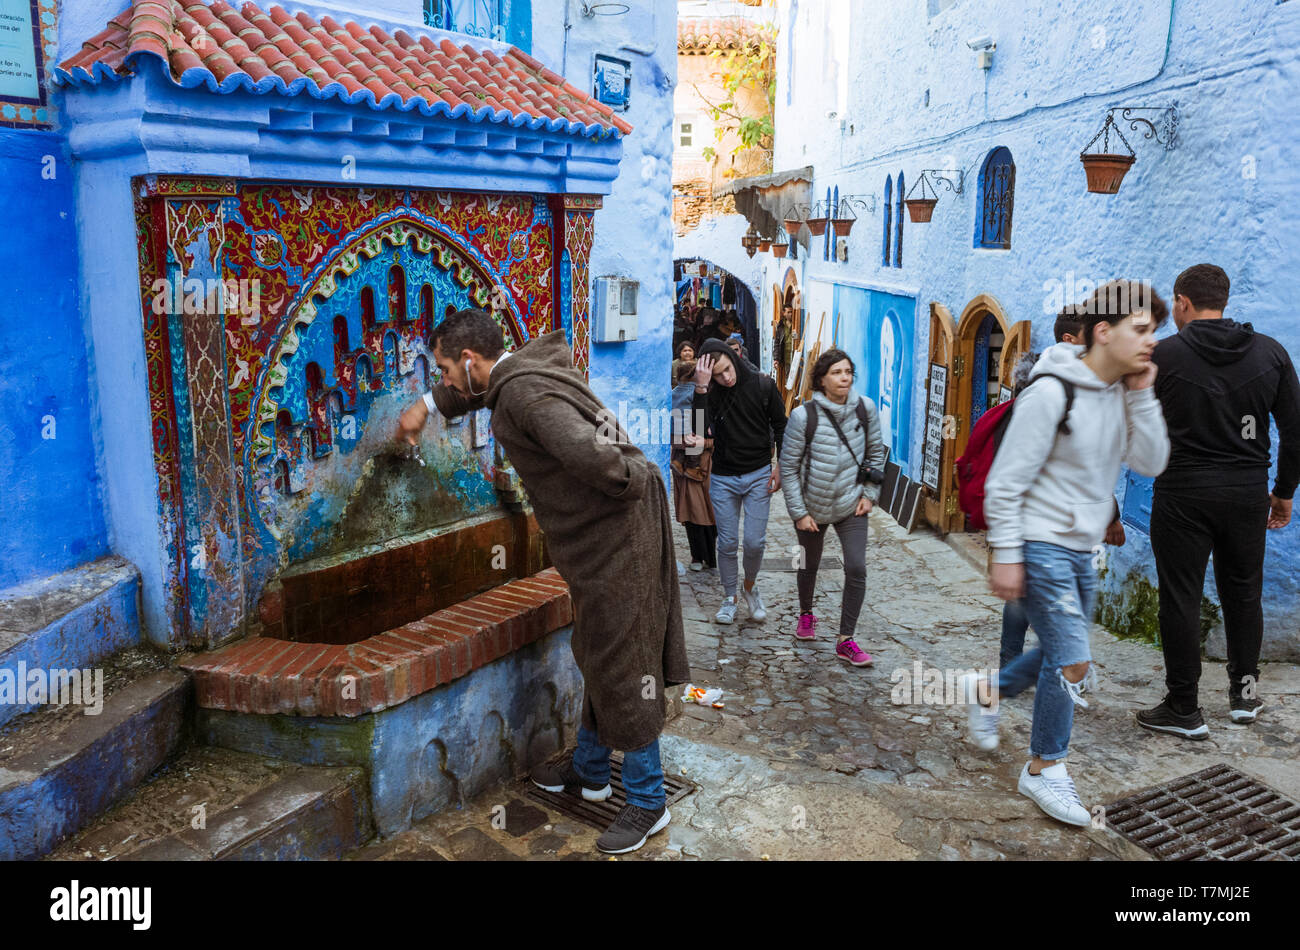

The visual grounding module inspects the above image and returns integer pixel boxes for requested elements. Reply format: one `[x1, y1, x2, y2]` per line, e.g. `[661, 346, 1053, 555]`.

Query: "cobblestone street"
[354, 492, 1300, 861]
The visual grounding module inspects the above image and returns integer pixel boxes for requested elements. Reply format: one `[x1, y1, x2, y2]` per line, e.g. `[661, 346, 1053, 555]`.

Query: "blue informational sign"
[0, 0, 43, 104]
[833, 285, 916, 470]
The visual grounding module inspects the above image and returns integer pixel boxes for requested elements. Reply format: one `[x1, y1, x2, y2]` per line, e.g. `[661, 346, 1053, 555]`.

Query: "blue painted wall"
[0, 126, 108, 589]
[771, 0, 1300, 657]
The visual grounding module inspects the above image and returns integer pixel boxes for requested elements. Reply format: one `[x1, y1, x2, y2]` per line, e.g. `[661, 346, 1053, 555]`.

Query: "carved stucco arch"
[249, 215, 526, 465]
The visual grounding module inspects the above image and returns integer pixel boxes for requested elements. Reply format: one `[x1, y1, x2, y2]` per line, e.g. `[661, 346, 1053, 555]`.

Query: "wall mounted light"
[741, 226, 760, 258]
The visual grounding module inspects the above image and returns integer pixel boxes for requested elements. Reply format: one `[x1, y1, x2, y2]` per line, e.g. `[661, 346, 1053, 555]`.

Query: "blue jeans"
[996, 541, 1096, 761]
[1000, 599, 1029, 668]
[572, 725, 665, 810]
[709, 466, 773, 598]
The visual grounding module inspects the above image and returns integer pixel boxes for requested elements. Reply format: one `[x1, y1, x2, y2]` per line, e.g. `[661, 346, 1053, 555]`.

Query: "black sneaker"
[596, 804, 671, 854]
[1136, 698, 1210, 740]
[1229, 695, 1264, 723]
[530, 753, 612, 802]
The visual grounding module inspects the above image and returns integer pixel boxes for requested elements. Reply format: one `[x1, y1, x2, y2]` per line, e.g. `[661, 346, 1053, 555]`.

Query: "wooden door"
[923, 302, 961, 534]
[997, 319, 1032, 399]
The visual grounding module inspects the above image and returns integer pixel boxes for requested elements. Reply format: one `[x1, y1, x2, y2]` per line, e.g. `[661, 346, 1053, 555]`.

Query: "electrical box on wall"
[593, 277, 639, 342]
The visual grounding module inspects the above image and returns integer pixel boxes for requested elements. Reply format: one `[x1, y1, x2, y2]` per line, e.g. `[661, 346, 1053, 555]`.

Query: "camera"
[858, 465, 885, 486]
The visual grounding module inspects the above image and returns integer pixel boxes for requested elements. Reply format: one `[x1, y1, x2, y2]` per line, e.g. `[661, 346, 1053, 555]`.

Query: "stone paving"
[353, 492, 1300, 861]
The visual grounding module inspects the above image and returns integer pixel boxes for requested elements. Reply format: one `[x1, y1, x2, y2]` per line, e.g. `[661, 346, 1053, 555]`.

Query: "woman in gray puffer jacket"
[779, 348, 887, 667]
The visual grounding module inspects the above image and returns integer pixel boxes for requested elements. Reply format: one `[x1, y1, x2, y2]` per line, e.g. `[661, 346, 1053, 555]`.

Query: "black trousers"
[1149, 485, 1270, 712]
[684, 522, 717, 567]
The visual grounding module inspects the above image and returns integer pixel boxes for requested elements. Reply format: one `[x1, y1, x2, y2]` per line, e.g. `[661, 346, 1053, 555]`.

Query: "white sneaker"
[959, 673, 1000, 751]
[689, 561, 704, 572]
[741, 586, 767, 621]
[1018, 761, 1090, 827]
[715, 597, 737, 624]
[677, 561, 685, 577]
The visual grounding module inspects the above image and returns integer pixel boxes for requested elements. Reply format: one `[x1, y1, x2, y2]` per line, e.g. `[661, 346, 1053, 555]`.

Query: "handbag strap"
[817, 400, 865, 469]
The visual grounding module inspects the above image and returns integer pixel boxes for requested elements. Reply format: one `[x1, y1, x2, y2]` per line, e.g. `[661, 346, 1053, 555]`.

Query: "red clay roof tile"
[58, 0, 630, 139]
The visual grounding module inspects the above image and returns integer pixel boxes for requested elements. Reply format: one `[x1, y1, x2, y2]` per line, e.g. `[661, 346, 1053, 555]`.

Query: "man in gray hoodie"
[961, 281, 1170, 827]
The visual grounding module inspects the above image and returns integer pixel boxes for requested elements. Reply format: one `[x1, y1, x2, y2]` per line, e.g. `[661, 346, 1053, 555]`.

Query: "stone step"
[0, 661, 187, 860]
[46, 746, 372, 862]
[0, 555, 142, 729]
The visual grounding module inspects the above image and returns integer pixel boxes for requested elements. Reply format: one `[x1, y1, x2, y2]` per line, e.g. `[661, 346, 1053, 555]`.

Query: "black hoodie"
[1151, 318, 1300, 498]
[693, 338, 788, 476]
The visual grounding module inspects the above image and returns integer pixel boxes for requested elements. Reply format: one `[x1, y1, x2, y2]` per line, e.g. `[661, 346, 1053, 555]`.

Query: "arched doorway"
[950, 293, 1031, 530]
[672, 258, 758, 375]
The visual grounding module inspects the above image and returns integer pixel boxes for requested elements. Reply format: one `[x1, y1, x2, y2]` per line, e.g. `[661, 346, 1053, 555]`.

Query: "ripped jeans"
[996, 541, 1097, 761]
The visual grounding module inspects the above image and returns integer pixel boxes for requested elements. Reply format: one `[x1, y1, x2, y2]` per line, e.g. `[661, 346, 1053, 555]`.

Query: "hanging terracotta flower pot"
[905, 197, 938, 222]
[758, 239, 772, 253]
[832, 217, 854, 237]
[1079, 114, 1138, 194]
[1081, 153, 1135, 194]
[805, 216, 829, 237]
[772, 242, 789, 259]
[783, 217, 802, 237]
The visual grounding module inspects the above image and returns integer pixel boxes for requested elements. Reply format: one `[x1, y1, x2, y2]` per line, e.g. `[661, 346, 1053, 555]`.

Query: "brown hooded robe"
[430, 332, 689, 751]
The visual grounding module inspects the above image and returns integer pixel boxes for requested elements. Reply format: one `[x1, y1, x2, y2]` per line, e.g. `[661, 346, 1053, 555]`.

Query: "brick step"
[46, 746, 372, 861]
[0, 660, 187, 860]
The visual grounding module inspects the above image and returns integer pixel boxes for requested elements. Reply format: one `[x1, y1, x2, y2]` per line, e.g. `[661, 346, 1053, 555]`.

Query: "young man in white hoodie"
[961, 281, 1171, 826]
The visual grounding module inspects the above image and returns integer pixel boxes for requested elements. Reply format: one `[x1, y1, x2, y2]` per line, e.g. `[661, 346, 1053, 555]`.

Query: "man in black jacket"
[1138, 264, 1300, 739]
[694, 339, 787, 625]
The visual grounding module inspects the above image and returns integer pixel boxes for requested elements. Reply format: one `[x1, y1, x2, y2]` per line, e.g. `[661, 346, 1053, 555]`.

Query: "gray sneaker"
[715, 597, 737, 624]
[741, 586, 767, 621]
[596, 804, 670, 854]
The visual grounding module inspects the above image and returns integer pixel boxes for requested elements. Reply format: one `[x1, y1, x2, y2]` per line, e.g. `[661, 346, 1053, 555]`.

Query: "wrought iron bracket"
[1107, 103, 1179, 151]
[839, 194, 877, 215]
[920, 169, 964, 195]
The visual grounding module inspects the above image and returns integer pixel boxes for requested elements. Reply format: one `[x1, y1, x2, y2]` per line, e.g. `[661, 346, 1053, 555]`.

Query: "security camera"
[966, 35, 995, 51]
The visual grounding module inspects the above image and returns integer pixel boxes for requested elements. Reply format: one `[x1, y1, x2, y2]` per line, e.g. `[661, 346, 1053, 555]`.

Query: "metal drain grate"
[524, 751, 697, 832]
[1102, 763, 1300, 861]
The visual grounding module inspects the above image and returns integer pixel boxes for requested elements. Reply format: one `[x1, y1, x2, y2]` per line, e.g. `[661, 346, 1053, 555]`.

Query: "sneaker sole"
[837, 653, 872, 667]
[530, 778, 613, 802]
[1229, 705, 1263, 723]
[794, 633, 816, 641]
[1135, 716, 1210, 740]
[715, 615, 735, 625]
[596, 807, 671, 855]
[1017, 780, 1090, 827]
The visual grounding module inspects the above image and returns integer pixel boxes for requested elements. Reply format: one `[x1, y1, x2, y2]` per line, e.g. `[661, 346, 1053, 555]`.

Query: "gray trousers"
[795, 512, 869, 639]
[709, 466, 772, 598]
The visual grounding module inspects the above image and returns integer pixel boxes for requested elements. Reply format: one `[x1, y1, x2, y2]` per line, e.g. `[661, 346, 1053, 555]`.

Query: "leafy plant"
[692, 18, 776, 174]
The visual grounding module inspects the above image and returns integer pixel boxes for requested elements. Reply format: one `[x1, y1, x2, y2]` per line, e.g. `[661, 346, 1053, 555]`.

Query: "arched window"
[882, 175, 892, 267]
[975, 147, 1015, 249]
[388, 265, 406, 321]
[894, 170, 905, 268]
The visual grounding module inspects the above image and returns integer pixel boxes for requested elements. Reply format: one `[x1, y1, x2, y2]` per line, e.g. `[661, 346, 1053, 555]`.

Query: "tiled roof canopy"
[57, 0, 632, 138]
[677, 17, 765, 54]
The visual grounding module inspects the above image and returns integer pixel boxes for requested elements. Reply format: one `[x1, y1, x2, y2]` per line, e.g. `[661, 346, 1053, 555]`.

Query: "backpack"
[955, 374, 1075, 531]
[784, 396, 871, 491]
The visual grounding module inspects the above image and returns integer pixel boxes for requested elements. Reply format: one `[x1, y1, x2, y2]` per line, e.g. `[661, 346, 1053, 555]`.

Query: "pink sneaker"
[836, 639, 873, 667]
[795, 613, 817, 640]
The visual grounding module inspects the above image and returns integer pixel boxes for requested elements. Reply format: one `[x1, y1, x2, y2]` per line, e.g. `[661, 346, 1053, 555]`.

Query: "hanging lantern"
[1080, 114, 1137, 194]
[741, 226, 760, 258]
